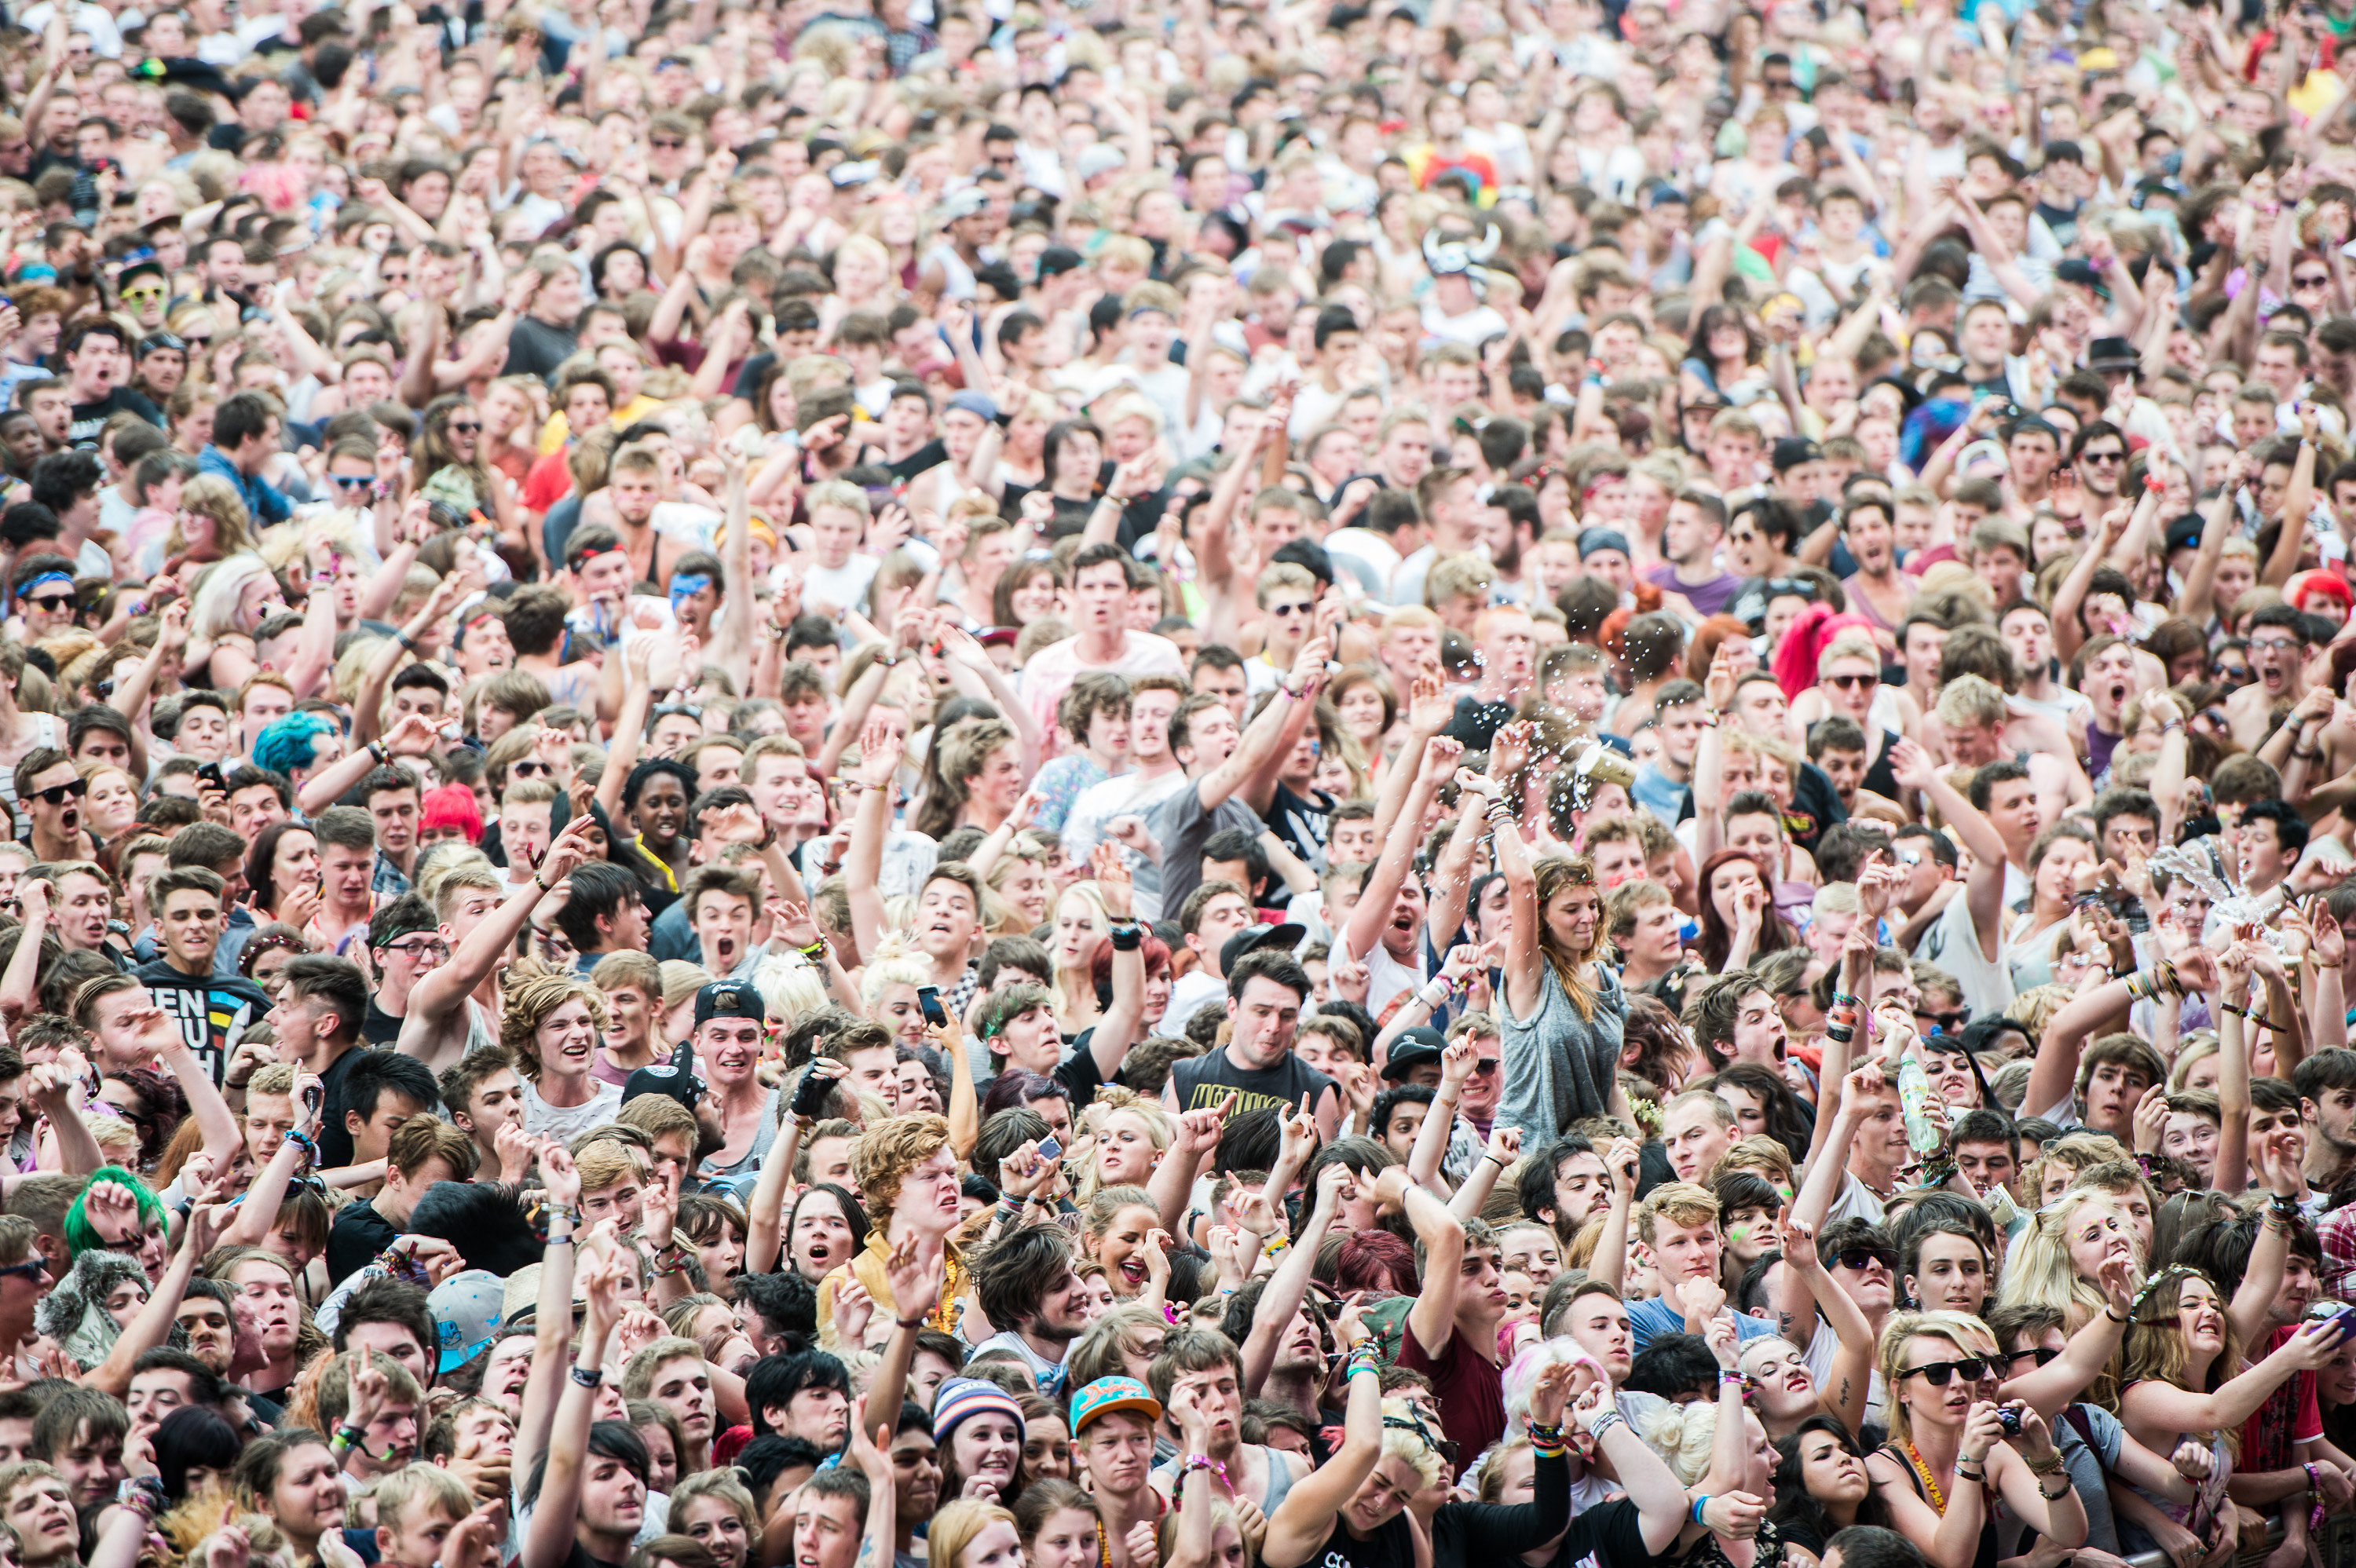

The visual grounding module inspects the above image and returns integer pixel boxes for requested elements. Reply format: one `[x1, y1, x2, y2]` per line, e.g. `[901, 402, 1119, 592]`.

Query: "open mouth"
[1120, 1259, 1147, 1285]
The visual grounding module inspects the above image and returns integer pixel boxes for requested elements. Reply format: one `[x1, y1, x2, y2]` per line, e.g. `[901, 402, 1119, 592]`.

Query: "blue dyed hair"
[251, 711, 335, 776]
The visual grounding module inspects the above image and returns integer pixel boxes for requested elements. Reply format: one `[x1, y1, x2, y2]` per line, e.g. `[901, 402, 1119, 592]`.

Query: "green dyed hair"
[63, 1167, 165, 1259]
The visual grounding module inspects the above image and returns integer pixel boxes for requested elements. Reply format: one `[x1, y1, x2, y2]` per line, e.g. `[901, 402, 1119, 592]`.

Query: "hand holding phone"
[916, 985, 949, 1029]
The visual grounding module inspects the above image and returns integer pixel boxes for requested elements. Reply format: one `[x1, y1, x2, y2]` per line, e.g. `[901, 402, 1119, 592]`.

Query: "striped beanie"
[931, 1378, 1026, 1443]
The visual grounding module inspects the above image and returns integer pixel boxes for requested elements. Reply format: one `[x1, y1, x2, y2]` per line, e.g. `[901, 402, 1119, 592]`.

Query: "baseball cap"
[430, 1270, 505, 1372]
[1070, 1376, 1162, 1433]
[1381, 1025, 1448, 1082]
[1772, 436, 1825, 473]
[1578, 525, 1632, 560]
[938, 188, 990, 221]
[694, 979, 768, 1029]
[625, 1038, 706, 1112]
[1037, 246, 1085, 279]
[1219, 922, 1304, 978]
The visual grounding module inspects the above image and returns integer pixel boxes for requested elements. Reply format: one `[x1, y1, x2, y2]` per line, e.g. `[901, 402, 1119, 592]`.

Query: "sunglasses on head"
[31, 777, 87, 806]
[1903, 1356, 1991, 1386]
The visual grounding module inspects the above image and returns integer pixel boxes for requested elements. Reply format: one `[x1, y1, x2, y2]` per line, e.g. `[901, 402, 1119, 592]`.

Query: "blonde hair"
[1816, 631, 1881, 677]
[499, 970, 609, 1080]
[858, 934, 933, 1014]
[1640, 1397, 1725, 1486]
[1875, 1311, 1988, 1448]
[1377, 1398, 1444, 1488]
[927, 1500, 1018, 1568]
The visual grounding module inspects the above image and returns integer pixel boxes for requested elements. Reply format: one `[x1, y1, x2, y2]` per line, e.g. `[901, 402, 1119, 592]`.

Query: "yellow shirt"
[537, 394, 667, 455]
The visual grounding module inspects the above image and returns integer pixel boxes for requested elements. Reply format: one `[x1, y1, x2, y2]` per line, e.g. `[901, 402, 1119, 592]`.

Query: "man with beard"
[2296, 1049, 2356, 1201]
[1517, 1135, 1620, 1245]
[968, 1224, 1092, 1394]
[2066, 419, 2127, 521]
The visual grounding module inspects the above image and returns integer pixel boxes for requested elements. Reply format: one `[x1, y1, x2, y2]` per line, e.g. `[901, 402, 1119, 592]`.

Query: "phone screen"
[916, 985, 948, 1028]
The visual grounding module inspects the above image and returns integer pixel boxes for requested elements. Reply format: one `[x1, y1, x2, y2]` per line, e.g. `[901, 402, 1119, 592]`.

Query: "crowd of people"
[12, 5, 2356, 1568]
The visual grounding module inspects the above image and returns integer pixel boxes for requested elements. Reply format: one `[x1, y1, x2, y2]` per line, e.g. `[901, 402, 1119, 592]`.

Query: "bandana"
[21, 572, 72, 595]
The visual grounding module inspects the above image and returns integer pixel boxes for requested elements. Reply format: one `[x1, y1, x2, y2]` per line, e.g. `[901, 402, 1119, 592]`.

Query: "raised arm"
[403, 818, 600, 1042]
[843, 720, 906, 967]
[1341, 730, 1454, 966]
[521, 1236, 623, 1568]
[1260, 1313, 1383, 1568]
[1887, 737, 2007, 961]
[1200, 635, 1332, 814]
[1238, 1160, 1348, 1397]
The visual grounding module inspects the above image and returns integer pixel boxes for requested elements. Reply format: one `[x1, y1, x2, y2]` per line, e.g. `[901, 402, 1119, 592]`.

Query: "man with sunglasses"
[13, 746, 84, 865]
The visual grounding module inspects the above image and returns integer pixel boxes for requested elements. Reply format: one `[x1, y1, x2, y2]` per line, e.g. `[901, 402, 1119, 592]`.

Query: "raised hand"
[1090, 841, 1135, 919]
[856, 718, 905, 789]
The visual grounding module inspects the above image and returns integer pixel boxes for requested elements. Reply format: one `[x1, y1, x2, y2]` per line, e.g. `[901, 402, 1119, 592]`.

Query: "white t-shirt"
[521, 1077, 622, 1141]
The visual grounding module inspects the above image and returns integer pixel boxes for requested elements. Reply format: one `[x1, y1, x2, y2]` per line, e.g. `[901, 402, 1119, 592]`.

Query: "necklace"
[1094, 1520, 1110, 1568]
[1901, 1440, 1948, 1515]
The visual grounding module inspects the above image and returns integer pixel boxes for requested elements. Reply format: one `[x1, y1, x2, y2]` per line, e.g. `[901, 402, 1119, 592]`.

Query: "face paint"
[670, 572, 714, 610]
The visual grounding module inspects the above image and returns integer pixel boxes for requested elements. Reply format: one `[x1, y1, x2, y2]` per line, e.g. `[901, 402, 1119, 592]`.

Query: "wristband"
[331, 1425, 365, 1450]
[1586, 1409, 1627, 1442]
[570, 1365, 604, 1387]
[1692, 1495, 1712, 1525]
[897, 1315, 928, 1329]
[1109, 922, 1143, 952]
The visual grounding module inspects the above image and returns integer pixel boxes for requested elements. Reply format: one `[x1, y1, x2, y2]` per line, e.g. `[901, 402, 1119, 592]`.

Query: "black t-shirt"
[1168, 1047, 1336, 1120]
[1265, 782, 1332, 871]
[312, 1042, 371, 1168]
[324, 1201, 396, 1288]
[363, 997, 402, 1047]
[1315, 1512, 1415, 1568]
[132, 959, 271, 1087]
[68, 386, 163, 448]
[1549, 1499, 1652, 1568]
[507, 316, 581, 382]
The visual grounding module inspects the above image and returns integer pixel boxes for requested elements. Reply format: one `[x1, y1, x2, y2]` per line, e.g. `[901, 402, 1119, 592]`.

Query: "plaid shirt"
[372, 850, 412, 900]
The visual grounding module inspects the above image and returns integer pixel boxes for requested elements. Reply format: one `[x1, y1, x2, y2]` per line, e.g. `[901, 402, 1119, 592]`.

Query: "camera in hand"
[1996, 1406, 2023, 1436]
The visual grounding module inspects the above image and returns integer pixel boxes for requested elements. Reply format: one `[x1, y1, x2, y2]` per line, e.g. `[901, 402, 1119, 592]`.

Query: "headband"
[21, 572, 72, 595]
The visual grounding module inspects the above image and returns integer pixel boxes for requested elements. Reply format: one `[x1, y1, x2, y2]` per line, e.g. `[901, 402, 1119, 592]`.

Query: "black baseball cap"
[1381, 1026, 1448, 1081]
[1219, 923, 1304, 978]
[693, 979, 768, 1029]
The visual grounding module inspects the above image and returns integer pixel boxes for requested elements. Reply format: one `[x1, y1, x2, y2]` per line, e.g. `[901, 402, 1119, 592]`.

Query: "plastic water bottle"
[1897, 1053, 1944, 1155]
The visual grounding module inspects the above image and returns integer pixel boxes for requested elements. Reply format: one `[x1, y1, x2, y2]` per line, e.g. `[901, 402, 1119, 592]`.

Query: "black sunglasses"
[0, 1257, 46, 1282]
[1904, 1357, 1991, 1387]
[2004, 1346, 2062, 1368]
[510, 762, 551, 779]
[445, 421, 481, 434]
[31, 777, 87, 805]
[1835, 1246, 1897, 1272]
[24, 594, 72, 612]
[1918, 1007, 1970, 1033]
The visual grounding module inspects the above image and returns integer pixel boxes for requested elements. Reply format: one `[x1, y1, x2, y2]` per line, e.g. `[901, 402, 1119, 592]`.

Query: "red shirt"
[1392, 1321, 1504, 1480]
